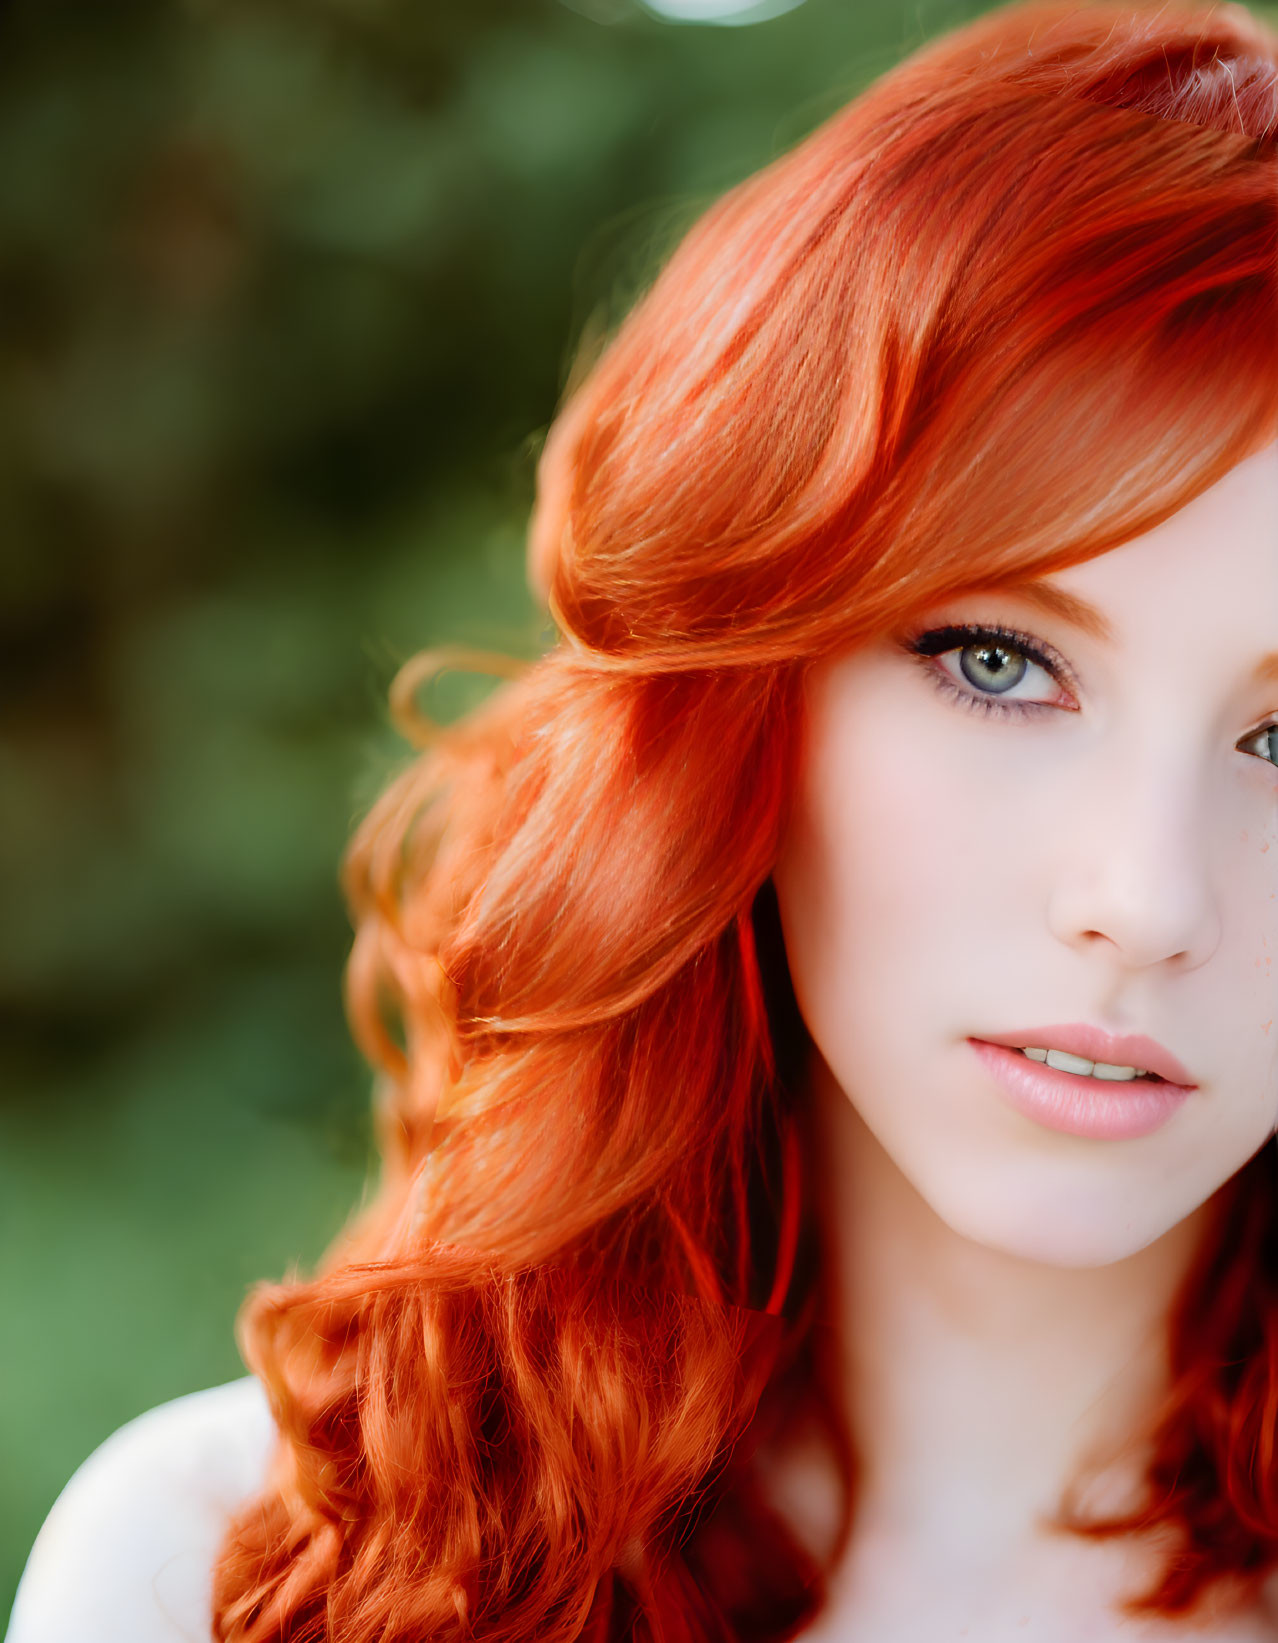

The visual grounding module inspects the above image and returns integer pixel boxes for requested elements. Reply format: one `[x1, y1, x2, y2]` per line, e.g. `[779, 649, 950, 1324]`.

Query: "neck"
[802, 1049, 1217, 1565]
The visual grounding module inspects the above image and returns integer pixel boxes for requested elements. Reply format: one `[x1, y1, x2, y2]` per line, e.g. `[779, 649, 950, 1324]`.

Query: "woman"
[9, 1, 1278, 1638]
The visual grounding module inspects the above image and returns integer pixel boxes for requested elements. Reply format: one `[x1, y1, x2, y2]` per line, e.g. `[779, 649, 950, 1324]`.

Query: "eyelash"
[900, 621, 1278, 770]
[900, 622, 1075, 720]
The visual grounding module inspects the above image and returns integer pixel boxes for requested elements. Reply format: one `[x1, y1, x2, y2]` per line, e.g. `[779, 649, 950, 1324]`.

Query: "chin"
[921, 1171, 1194, 1270]
[974, 1221, 1167, 1270]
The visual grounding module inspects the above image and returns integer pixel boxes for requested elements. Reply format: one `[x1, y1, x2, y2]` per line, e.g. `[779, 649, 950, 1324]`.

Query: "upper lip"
[971, 1024, 1197, 1088]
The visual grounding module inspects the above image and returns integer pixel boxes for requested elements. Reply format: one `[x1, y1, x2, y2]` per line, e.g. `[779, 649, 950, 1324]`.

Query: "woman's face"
[773, 440, 1278, 1267]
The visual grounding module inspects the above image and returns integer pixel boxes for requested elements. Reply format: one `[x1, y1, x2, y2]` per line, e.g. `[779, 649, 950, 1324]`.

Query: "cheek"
[773, 706, 974, 1051]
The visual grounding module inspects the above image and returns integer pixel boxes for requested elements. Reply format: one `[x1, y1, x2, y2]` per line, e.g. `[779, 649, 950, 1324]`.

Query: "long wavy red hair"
[211, 3, 1278, 1637]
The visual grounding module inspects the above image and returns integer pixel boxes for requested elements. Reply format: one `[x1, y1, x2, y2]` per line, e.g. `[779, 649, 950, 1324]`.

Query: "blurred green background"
[6, 0, 1274, 1618]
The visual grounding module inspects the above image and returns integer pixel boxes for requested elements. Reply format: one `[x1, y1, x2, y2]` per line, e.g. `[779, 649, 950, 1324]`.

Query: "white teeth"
[1018, 1046, 1151, 1081]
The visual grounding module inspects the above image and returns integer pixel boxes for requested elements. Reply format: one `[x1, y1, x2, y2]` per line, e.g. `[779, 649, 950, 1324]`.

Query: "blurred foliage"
[7, 0, 1273, 1620]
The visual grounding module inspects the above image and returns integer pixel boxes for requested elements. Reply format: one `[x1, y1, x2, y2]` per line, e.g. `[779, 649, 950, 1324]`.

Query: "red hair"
[212, 3, 1278, 1637]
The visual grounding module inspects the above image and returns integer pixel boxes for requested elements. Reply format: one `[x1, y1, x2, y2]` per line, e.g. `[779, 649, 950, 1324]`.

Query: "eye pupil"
[963, 642, 1027, 694]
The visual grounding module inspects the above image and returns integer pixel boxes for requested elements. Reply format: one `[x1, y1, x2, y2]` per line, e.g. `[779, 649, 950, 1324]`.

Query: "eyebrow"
[988, 578, 1115, 643]
[990, 578, 1278, 692]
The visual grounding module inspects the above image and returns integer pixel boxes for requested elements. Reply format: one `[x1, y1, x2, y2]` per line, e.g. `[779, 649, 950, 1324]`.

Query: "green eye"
[901, 622, 1072, 721]
[1242, 723, 1278, 771]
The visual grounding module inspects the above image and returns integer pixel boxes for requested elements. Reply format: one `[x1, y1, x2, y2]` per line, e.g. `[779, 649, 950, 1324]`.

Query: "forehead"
[1048, 441, 1278, 612]
[937, 443, 1278, 676]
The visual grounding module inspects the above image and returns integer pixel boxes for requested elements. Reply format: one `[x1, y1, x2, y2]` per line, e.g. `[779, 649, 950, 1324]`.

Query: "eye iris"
[962, 642, 1027, 695]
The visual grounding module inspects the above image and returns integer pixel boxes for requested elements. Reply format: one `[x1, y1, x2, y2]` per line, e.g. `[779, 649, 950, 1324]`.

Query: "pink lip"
[968, 1040, 1193, 1140]
[972, 1024, 1196, 1089]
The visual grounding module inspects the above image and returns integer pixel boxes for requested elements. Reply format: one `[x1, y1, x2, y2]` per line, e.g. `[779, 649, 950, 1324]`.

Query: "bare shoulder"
[7, 1377, 277, 1643]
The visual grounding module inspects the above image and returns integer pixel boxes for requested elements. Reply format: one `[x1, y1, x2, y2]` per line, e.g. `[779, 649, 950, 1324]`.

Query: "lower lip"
[968, 1039, 1193, 1140]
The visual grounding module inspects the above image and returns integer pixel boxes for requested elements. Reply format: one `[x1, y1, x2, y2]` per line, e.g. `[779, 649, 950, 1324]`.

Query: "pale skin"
[769, 438, 1278, 1640]
[10, 445, 1278, 1641]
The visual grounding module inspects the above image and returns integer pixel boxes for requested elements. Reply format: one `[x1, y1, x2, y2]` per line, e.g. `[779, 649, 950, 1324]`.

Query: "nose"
[1045, 743, 1223, 972]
